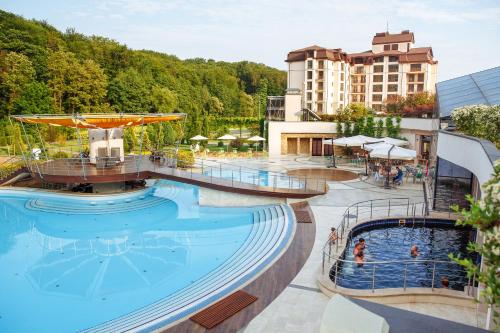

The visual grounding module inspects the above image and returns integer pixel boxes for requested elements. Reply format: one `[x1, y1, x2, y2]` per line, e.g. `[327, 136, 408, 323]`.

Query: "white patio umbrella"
[381, 136, 409, 146]
[190, 135, 208, 141]
[247, 135, 266, 142]
[365, 143, 416, 160]
[320, 295, 390, 333]
[217, 134, 237, 152]
[323, 135, 380, 168]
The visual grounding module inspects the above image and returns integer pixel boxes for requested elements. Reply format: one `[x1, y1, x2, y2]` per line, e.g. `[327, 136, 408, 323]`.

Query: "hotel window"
[307, 81, 312, 90]
[340, 83, 344, 92]
[373, 85, 383, 93]
[387, 94, 397, 101]
[307, 51, 314, 58]
[384, 44, 390, 51]
[417, 84, 424, 92]
[317, 82, 323, 90]
[389, 56, 398, 62]
[340, 73, 344, 81]
[374, 65, 384, 73]
[372, 94, 383, 102]
[318, 60, 324, 69]
[407, 74, 415, 82]
[388, 74, 398, 82]
[354, 58, 364, 65]
[340, 94, 344, 101]
[410, 64, 422, 71]
[391, 44, 398, 50]
[317, 103, 323, 112]
[374, 57, 383, 63]
[307, 103, 312, 110]
[388, 64, 399, 73]
[318, 92, 324, 100]
[373, 75, 383, 83]
[307, 71, 312, 80]
[408, 84, 415, 92]
[307, 60, 313, 69]
[387, 84, 398, 92]
[307, 92, 312, 100]
[418, 73, 425, 82]
[318, 71, 324, 80]
[373, 104, 382, 112]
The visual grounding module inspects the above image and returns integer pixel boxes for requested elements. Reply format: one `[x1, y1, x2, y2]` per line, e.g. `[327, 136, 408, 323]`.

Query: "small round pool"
[329, 219, 477, 290]
[287, 168, 358, 181]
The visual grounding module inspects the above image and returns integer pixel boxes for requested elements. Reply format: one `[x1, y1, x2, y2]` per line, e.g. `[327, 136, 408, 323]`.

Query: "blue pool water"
[330, 219, 476, 290]
[0, 180, 294, 332]
[202, 168, 304, 189]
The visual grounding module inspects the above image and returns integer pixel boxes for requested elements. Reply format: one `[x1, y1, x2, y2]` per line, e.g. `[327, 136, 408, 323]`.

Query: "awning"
[364, 143, 417, 160]
[11, 113, 186, 129]
[324, 135, 381, 147]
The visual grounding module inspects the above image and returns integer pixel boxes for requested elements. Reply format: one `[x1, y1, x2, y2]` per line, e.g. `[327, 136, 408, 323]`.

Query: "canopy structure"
[320, 295, 390, 333]
[190, 135, 208, 141]
[217, 134, 237, 140]
[364, 143, 416, 160]
[11, 113, 186, 129]
[247, 135, 266, 142]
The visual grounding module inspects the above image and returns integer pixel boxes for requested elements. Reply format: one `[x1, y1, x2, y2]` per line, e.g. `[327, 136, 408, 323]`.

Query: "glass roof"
[436, 66, 500, 118]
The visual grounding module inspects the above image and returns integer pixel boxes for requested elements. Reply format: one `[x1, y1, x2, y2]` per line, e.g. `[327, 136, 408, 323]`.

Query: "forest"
[0, 10, 286, 147]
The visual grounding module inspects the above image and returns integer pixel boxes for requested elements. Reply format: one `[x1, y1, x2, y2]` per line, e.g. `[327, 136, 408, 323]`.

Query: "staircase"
[0, 156, 27, 186]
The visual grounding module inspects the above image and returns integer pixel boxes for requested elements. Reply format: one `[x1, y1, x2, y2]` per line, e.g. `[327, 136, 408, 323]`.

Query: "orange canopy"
[11, 113, 186, 129]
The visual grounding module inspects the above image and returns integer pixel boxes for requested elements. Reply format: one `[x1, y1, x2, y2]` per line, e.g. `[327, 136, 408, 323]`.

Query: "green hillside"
[0, 10, 286, 140]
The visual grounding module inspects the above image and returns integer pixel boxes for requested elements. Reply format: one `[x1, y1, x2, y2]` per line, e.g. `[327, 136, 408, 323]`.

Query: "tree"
[451, 163, 500, 330]
[1, 52, 35, 114]
[385, 116, 395, 137]
[343, 121, 352, 137]
[353, 118, 365, 136]
[364, 116, 375, 137]
[150, 85, 178, 113]
[238, 92, 254, 117]
[336, 121, 343, 137]
[108, 68, 150, 113]
[13, 81, 54, 114]
[47, 51, 74, 113]
[375, 119, 384, 138]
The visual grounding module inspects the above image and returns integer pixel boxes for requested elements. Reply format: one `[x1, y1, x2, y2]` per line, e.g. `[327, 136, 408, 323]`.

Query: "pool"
[0, 180, 295, 332]
[330, 219, 476, 290]
[202, 168, 304, 189]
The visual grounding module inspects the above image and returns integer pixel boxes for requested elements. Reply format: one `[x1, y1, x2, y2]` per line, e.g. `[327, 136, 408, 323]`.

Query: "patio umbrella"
[247, 135, 266, 142]
[320, 295, 390, 333]
[365, 143, 416, 160]
[190, 135, 208, 141]
[217, 134, 237, 152]
[381, 137, 409, 146]
[323, 135, 379, 168]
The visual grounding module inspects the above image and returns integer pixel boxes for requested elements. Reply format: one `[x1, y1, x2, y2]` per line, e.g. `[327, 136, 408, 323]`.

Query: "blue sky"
[2, 0, 500, 80]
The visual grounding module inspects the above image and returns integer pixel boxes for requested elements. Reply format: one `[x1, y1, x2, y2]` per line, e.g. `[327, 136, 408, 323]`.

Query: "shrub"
[52, 151, 70, 159]
[217, 140, 224, 147]
[176, 150, 194, 168]
[229, 137, 244, 150]
[451, 105, 500, 147]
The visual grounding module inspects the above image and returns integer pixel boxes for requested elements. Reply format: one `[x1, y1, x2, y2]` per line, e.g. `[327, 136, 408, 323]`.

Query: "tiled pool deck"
[212, 156, 487, 333]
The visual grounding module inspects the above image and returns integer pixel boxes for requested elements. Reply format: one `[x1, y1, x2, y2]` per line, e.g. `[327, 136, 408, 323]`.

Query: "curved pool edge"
[79, 204, 297, 333]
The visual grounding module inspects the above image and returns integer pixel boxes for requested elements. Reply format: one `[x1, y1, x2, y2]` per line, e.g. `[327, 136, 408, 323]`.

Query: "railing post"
[388, 199, 391, 217]
[334, 262, 338, 288]
[356, 204, 359, 223]
[370, 201, 373, 219]
[239, 167, 242, 183]
[347, 209, 350, 229]
[210, 167, 213, 183]
[219, 164, 221, 178]
[201, 159, 204, 174]
[372, 264, 376, 292]
[322, 251, 325, 274]
[407, 198, 410, 216]
[403, 263, 408, 290]
[431, 262, 436, 290]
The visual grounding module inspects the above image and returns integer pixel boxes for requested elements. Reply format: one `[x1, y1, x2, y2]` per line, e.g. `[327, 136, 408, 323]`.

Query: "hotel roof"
[436, 66, 500, 118]
[372, 30, 415, 45]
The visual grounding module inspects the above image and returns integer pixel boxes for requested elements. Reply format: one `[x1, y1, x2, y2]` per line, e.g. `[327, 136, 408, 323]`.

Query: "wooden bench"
[190, 290, 257, 329]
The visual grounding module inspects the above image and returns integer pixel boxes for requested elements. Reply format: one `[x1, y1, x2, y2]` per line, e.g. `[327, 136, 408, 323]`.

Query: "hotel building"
[284, 30, 438, 114]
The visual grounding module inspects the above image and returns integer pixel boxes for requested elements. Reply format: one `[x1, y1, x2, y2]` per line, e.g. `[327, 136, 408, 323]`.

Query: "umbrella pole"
[384, 145, 395, 189]
[328, 142, 336, 168]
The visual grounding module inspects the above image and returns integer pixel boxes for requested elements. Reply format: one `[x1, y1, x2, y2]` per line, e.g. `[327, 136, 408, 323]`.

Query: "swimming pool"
[330, 219, 476, 290]
[0, 180, 295, 332]
[202, 167, 305, 189]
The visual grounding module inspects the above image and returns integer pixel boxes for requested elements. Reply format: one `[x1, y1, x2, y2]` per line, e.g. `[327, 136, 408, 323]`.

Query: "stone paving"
[214, 157, 486, 333]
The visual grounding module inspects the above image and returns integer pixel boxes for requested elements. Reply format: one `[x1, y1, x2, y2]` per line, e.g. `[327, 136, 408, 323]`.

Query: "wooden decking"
[28, 158, 326, 198]
[162, 202, 316, 333]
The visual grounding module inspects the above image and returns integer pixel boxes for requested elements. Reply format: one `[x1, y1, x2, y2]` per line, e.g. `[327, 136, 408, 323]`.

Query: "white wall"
[268, 121, 337, 157]
[88, 128, 124, 163]
[437, 131, 496, 186]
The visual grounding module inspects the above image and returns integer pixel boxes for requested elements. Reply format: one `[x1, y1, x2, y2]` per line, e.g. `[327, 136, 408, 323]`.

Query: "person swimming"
[410, 245, 420, 257]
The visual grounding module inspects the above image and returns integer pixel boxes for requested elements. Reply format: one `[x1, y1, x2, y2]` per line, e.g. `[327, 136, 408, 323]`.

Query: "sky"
[2, 0, 500, 80]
